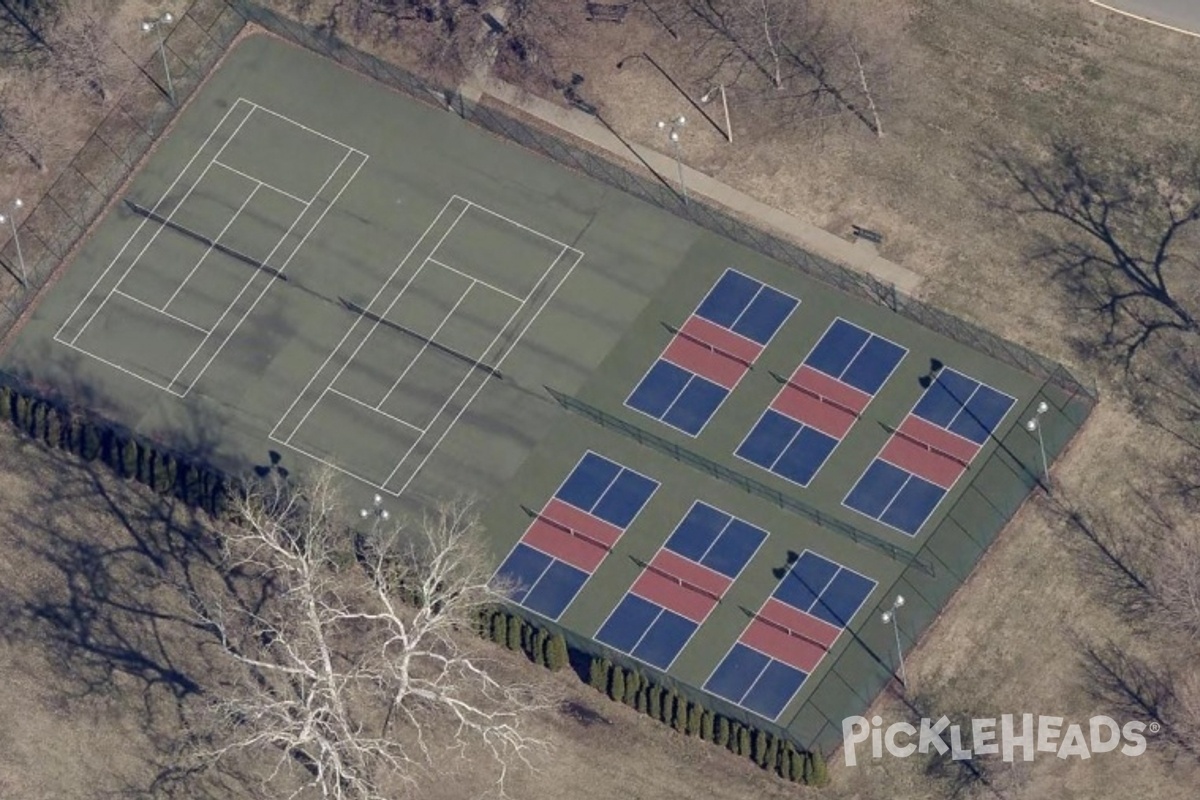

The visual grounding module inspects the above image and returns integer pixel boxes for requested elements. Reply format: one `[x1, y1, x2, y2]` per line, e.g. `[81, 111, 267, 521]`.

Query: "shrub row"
[583, 654, 828, 785]
[477, 605, 828, 786]
[481, 608, 569, 672]
[0, 383, 228, 516]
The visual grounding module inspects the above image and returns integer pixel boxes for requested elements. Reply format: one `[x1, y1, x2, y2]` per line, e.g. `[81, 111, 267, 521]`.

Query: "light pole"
[0, 198, 26, 287]
[700, 85, 732, 144]
[360, 493, 391, 526]
[656, 115, 688, 205]
[1025, 400, 1050, 488]
[881, 594, 907, 687]
[141, 12, 175, 104]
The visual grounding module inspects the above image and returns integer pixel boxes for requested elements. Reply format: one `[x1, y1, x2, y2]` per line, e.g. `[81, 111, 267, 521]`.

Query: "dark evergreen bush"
[715, 715, 730, 748]
[505, 614, 522, 652]
[647, 683, 662, 719]
[607, 665, 625, 703]
[546, 633, 568, 671]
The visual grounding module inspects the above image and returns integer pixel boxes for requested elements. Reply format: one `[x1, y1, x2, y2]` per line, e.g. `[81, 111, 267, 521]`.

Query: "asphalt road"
[1093, 0, 1200, 35]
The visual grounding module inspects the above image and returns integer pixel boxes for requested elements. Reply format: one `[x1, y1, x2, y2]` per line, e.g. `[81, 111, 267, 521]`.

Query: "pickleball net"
[669, 322, 755, 371]
[642, 560, 722, 603]
[748, 607, 831, 651]
[533, 510, 613, 554]
[891, 424, 972, 468]
[773, 370, 861, 420]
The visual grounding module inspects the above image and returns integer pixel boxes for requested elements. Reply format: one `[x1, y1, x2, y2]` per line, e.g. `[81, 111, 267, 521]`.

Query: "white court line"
[212, 160, 312, 207]
[327, 388, 424, 433]
[488, 450, 655, 600]
[387, 245, 586, 496]
[425, 257, 525, 303]
[271, 437, 400, 491]
[54, 100, 250, 346]
[461, 196, 576, 248]
[243, 98, 367, 155]
[281, 201, 472, 442]
[111, 290, 210, 335]
[162, 183, 262, 314]
[1089, 0, 1200, 38]
[268, 197, 465, 444]
[56, 339, 175, 394]
[375, 281, 477, 411]
[176, 151, 367, 397]
[64, 104, 258, 347]
[726, 282, 766, 335]
[701, 547, 877, 721]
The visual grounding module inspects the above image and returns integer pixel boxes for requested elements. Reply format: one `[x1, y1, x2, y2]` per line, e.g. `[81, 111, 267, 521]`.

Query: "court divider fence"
[546, 386, 937, 578]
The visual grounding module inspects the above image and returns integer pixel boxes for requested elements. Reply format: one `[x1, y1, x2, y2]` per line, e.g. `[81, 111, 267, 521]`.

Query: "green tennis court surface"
[1, 35, 1092, 750]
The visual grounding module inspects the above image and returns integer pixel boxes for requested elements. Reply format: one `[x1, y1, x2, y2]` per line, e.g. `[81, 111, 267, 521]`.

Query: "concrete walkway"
[461, 75, 924, 296]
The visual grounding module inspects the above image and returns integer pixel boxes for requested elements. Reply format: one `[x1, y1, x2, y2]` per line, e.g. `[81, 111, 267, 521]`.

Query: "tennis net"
[124, 199, 283, 279]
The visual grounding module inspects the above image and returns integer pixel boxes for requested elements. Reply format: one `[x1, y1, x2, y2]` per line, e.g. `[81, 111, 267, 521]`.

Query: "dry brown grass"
[3, 0, 1200, 797]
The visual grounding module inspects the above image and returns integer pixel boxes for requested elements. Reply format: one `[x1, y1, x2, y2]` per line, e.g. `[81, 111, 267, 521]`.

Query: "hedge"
[476, 604, 829, 783]
[0, 382, 228, 516]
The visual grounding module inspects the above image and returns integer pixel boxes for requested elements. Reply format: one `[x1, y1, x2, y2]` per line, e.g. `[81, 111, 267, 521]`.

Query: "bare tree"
[48, 0, 138, 104]
[190, 469, 553, 799]
[0, 0, 57, 61]
[319, 0, 568, 92]
[995, 139, 1200, 362]
[649, 0, 904, 136]
[1152, 522, 1200, 643]
[0, 72, 72, 172]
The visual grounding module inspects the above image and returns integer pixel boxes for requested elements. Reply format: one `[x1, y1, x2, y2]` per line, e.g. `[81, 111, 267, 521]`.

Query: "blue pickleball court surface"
[804, 318, 907, 395]
[693, 269, 799, 345]
[594, 502, 768, 670]
[625, 269, 798, 435]
[492, 451, 659, 619]
[595, 595, 700, 670]
[911, 368, 1015, 445]
[662, 501, 769, 579]
[736, 317, 906, 487]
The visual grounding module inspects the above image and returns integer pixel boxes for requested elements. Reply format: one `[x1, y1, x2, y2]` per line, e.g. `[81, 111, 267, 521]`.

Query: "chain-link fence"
[228, 0, 1097, 410]
[0, 0, 245, 344]
[0, 0, 1100, 752]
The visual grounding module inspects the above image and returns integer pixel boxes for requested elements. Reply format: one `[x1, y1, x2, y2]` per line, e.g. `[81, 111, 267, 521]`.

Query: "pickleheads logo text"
[842, 714, 1153, 766]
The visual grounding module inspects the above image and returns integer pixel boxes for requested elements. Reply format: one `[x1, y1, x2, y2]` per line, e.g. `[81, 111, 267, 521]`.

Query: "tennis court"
[1, 32, 1094, 752]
